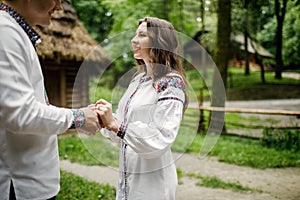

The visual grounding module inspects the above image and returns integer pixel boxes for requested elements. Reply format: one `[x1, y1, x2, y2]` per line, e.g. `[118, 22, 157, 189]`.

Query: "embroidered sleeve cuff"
[70, 109, 85, 129]
[117, 122, 127, 139]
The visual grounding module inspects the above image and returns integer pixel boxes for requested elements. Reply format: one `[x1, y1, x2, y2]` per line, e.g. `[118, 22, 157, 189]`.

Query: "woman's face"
[27, 0, 62, 26]
[131, 22, 151, 62]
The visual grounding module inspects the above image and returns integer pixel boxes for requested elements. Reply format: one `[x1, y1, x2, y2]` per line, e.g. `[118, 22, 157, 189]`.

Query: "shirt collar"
[0, 3, 41, 47]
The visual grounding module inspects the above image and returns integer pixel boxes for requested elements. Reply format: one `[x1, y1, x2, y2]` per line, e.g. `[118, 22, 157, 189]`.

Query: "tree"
[231, 0, 269, 76]
[210, 0, 231, 134]
[99, 0, 207, 87]
[71, 0, 113, 43]
[214, 0, 231, 89]
[274, 0, 288, 79]
[282, 0, 300, 67]
[243, 0, 250, 75]
[257, 0, 300, 68]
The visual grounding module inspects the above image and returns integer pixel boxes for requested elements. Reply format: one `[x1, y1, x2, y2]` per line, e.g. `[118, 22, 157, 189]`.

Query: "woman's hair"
[135, 17, 188, 111]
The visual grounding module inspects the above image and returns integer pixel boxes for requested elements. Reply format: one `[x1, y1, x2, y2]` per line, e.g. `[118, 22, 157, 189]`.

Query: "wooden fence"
[199, 106, 300, 117]
[184, 106, 300, 139]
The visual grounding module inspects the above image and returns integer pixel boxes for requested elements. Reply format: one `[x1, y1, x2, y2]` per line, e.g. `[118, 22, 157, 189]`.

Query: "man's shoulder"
[0, 12, 32, 52]
[0, 11, 17, 27]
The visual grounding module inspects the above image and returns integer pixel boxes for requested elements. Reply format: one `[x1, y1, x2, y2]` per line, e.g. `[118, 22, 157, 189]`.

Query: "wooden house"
[183, 32, 274, 71]
[35, 0, 110, 108]
[231, 35, 274, 69]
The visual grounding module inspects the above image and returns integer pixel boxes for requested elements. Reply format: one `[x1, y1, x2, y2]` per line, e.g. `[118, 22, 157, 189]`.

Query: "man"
[0, 0, 101, 199]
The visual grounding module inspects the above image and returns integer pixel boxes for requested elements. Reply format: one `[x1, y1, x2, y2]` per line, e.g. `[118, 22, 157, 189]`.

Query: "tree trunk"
[244, 0, 250, 75]
[212, 0, 231, 134]
[214, 0, 231, 90]
[197, 0, 206, 133]
[249, 35, 266, 84]
[179, 0, 184, 32]
[274, 0, 288, 79]
[244, 30, 250, 75]
[255, 53, 266, 84]
[200, 0, 205, 33]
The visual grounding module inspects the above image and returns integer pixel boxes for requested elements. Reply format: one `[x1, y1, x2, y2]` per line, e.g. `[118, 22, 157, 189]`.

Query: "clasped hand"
[91, 99, 119, 133]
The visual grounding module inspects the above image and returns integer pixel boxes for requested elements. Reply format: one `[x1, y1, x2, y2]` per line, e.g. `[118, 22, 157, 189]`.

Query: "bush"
[262, 128, 300, 152]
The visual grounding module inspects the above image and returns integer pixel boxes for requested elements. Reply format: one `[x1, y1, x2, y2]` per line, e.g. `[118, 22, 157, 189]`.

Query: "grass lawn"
[59, 131, 300, 169]
[184, 133, 300, 169]
[57, 170, 116, 200]
[58, 132, 119, 167]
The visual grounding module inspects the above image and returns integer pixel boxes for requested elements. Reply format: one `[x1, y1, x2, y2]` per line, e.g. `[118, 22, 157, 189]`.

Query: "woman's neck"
[144, 62, 153, 78]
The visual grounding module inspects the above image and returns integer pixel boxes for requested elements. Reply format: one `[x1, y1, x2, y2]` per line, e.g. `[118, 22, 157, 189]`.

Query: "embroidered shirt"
[0, 6, 75, 200]
[0, 3, 41, 47]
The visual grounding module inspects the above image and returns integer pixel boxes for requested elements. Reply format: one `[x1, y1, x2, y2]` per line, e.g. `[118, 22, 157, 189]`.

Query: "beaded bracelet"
[70, 109, 85, 129]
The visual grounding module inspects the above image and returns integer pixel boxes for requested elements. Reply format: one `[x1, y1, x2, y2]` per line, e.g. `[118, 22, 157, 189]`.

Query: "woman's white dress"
[101, 72, 185, 200]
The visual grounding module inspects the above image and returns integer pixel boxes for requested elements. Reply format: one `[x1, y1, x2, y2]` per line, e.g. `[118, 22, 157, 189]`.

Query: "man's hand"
[77, 107, 102, 135]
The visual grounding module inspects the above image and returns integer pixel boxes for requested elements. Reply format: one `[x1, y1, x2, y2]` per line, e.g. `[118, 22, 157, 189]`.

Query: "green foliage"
[257, 17, 277, 56]
[282, 0, 300, 66]
[71, 0, 300, 76]
[89, 76, 114, 103]
[103, 0, 163, 32]
[262, 128, 300, 152]
[257, 0, 300, 67]
[102, 0, 203, 37]
[71, 0, 113, 42]
[58, 170, 116, 200]
[231, 0, 269, 36]
[97, 0, 215, 87]
[186, 134, 300, 169]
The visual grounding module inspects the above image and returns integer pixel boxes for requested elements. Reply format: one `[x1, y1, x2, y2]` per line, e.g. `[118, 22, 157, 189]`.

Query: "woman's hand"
[95, 99, 119, 132]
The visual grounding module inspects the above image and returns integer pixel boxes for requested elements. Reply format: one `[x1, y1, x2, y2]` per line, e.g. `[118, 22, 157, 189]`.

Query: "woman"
[95, 17, 188, 200]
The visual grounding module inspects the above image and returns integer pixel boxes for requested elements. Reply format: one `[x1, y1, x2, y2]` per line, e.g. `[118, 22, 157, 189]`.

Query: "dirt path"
[60, 152, 300, 200]
[175, 153, 300, 200]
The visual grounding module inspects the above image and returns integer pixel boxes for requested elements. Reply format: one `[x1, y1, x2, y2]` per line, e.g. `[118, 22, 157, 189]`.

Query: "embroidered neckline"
[140, 74, 152, 83]
[0, 3, 41, 47]
[130, 73, 152, 84]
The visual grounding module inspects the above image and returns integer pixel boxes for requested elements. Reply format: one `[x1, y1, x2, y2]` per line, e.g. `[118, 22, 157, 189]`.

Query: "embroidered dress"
[101, 73, 185, 200]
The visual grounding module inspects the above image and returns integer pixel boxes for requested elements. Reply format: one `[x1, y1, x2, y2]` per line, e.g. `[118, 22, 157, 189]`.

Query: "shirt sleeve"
[121, 76, 185, 159]
[0, 23, 73, 135]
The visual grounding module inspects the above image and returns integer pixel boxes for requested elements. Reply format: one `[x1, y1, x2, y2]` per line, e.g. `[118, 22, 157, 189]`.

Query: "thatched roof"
[35, 0, 108, 63]
[233, 35, 274, 58]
